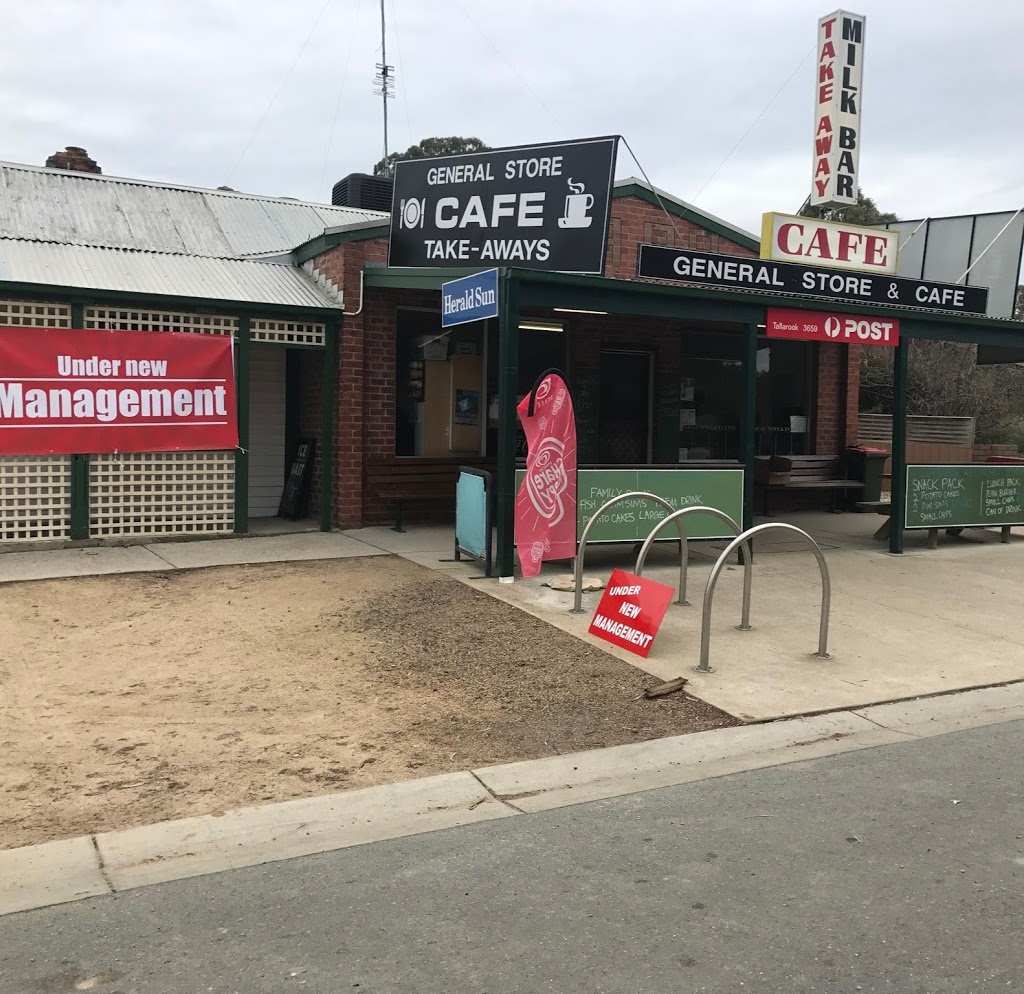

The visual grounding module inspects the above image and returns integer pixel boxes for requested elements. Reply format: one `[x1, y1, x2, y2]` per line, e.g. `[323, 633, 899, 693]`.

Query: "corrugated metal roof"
[0, 162, 388, 258]
[0, 240, 342, 309]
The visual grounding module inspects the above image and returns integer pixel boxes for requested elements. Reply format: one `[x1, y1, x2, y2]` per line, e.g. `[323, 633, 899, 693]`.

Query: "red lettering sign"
[588, 568, 674, 658]
[0, 327, 238, 455]
[765, 308, 900, 348]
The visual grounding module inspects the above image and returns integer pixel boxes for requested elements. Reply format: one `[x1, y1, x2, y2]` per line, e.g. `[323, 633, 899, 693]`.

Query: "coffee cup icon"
[558, 180, 594, 228]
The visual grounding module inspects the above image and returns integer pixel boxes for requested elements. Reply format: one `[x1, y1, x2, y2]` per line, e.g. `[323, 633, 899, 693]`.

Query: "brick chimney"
[45, 146, 102, 174]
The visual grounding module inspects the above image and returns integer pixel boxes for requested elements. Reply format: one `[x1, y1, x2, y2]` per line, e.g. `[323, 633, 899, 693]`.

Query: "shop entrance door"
[598, 350, 652, 463]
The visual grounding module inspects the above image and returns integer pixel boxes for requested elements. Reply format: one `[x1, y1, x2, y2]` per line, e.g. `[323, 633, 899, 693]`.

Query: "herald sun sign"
[811, 10, 866, 208]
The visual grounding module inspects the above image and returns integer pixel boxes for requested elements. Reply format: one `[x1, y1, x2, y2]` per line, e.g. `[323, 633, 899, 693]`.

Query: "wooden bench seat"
[754, 454, 863, 515]
[366, 458, 491, 531]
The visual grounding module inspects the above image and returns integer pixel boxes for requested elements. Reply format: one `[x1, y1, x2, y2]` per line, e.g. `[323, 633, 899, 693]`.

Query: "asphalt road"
[2, 719, 1023, 994]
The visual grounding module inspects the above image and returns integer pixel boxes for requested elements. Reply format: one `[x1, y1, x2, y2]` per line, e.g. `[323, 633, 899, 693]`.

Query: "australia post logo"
[767, 307, 899, 348]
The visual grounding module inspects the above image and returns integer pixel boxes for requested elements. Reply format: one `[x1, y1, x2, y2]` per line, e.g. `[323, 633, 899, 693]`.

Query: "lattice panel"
[84, 308, 237, 336]
[89, 452, 235, 537]
[0, 300, 71, 328]
[0, 456, 72, 542]
[251, 318, 325, 346]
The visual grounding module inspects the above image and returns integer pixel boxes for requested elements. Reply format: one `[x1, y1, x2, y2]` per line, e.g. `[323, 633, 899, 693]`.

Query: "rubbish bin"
[846, 445, 889, 504]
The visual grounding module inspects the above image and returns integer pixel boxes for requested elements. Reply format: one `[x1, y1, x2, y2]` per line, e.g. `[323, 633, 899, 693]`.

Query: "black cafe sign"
[637, 245, 990, 315]
[388, 137, 618, 274]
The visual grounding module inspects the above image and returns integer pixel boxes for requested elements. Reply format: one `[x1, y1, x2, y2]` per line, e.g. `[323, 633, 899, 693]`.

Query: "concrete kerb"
[3, 682, 1024, 918]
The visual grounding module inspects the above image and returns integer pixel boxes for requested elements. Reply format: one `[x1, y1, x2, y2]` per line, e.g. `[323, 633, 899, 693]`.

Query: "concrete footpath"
[3, 681, 1023, 918]
[2, 707, 1022, 993]
[0, 530, 387, 583]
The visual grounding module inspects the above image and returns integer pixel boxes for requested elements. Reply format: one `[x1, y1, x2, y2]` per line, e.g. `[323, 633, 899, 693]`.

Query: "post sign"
[906, 464, 1024, 530]
[812, 10, 866, 207]
[766, 307, 898, 346]
[588, 568, 674, 658]
[0, 326, 237, 456]
[637, 245, 990, 315]
[441, 269, 499, 328]
[388, 137, 618, 273]
[761, 212, 897, 275]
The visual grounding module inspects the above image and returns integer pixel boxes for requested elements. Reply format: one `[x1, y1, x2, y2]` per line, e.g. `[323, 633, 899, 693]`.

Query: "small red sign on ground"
[588, 568, 675, 658]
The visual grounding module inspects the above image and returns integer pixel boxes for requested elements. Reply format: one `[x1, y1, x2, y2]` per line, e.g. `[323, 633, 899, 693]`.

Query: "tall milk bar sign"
[812, 9, 866, 207]
[388, 137, 618, 274]
[0, 326, 238, 456]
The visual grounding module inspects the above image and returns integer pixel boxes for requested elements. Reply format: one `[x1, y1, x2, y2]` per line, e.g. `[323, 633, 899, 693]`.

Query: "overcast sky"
[2, 0, 1022, 234]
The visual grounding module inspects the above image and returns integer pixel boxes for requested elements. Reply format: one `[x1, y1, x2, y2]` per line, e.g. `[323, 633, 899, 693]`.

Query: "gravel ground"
[0, 556, 735, 849]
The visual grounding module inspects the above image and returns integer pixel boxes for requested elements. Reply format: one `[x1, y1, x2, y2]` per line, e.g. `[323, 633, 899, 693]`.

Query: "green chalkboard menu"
[906, 464, 1024, 529]
[517, 467, 744, 542]
[572, 370, 600, 462]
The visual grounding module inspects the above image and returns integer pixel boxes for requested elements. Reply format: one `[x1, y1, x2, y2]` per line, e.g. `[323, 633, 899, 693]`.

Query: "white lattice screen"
[84, 308, 237, 335]
[251, 318, 325, 346]
[89, 452, 235, 538]
[0, 300, 71, 327]
[0, 456, 72, 543]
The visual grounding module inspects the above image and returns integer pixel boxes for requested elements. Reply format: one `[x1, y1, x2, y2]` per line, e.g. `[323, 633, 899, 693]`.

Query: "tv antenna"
[373, 0, 395, 173]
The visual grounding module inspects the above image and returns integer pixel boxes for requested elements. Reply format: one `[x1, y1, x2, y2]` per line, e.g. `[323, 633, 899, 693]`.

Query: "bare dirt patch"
[0, 556, 735, 849]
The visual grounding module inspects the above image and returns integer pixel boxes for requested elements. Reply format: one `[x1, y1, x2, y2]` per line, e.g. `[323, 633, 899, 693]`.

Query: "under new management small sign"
[441, 269, 499, 328]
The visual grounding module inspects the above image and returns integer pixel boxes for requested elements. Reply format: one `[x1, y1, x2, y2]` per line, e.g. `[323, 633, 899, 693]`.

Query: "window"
[394, 309, 485, 457]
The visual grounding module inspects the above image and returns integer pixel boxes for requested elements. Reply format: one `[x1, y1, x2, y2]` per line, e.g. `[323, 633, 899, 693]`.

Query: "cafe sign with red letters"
[761, 212, 898, 276]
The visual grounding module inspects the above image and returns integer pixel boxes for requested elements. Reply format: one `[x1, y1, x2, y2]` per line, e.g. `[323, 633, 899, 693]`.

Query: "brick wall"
[814, 343, 860, 454]
[604, 196, 756, 278]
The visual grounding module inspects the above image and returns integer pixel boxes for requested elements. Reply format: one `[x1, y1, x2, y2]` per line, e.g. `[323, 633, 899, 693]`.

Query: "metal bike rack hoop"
[571, 491, 684, 613]
[634, 506, 752, 627]
[698, 522, 831, 673]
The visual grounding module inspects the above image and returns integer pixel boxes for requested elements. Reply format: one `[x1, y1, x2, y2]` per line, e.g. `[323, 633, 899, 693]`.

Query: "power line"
[690, 44, 814, 206]
[226, 0, 337, 185]
[319, 0, 363, 195]
[451, 0, 565, 132]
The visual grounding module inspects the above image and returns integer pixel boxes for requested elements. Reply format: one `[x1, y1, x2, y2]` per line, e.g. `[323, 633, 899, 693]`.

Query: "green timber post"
[234, 315, 251, 534]
[888, 337, 909, 554]
[740, 321, 759, 533]
[69, 301, 89, 540]
[320, 318, 339, 532]
[496, 270, 520, 579]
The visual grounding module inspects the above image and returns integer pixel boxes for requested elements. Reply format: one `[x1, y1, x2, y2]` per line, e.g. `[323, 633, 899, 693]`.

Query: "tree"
[373, 136, 490, 177]
[799, 190, 899, 226]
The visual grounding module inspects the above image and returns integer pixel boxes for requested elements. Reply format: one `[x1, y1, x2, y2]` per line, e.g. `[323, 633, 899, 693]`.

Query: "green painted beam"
[68, 301, 89, 540]
[496, 271, 520, 579]
[292, 223, 391, 265]
[889, 338, 910, 555]
[234, 316, 251, 534]
[320, 320, 339, 532]
[740, 322, 759, 533]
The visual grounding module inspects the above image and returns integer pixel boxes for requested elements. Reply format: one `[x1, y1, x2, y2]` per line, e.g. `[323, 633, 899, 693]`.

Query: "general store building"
[0, 149, 948, 554]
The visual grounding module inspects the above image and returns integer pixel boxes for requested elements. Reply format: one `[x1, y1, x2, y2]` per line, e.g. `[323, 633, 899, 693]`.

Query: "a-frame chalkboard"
[278, 438, 317, 520]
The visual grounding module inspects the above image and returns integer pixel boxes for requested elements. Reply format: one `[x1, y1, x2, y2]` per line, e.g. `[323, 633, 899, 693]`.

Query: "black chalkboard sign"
[278, 438, 317, 520]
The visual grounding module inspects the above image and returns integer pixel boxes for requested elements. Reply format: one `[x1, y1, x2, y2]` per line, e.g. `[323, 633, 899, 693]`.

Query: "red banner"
[765, 307, 899, 347]
[515, 371, 577, 577]
[0, 327, 238, 455]
[588, 569, 674, 658]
